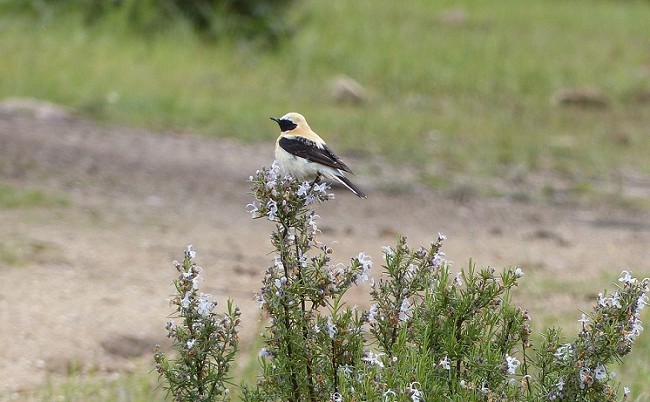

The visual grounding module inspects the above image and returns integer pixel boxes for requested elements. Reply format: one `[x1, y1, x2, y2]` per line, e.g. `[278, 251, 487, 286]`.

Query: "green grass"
[0, 371, 165, 402]
[2, 0, 650, 182]
[0, 183, 69, 208]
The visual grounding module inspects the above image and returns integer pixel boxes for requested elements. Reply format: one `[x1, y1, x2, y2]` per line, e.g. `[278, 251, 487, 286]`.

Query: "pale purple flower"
[454, 272, 463, 287]
[438, 232, 447, 241]
[514, 267, 524, 278]
[399, 298, 413, 322]
[594, 364, 607, 381]
[259, 347, 273, 358]
[255, 294, 266, 309]
[432, 251, 445, 267]
[186, 338, 196, 349]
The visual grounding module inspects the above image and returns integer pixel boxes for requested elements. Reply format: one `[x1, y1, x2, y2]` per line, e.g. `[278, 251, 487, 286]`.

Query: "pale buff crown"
[279, 112, 324, 142]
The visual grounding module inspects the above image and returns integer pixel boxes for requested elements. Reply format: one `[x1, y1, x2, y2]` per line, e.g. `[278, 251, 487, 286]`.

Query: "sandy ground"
[1, 103, 649, 395]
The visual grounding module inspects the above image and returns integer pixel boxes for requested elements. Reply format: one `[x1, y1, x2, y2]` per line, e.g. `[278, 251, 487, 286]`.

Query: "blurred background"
[1, 0, 650, 400]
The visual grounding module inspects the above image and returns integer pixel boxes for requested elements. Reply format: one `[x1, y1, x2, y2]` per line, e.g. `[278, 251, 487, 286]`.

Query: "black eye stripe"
[277, 119, 297, 131]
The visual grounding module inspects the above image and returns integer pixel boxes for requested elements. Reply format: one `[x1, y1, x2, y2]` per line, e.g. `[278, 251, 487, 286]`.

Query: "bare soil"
[1, 103, 649, 394]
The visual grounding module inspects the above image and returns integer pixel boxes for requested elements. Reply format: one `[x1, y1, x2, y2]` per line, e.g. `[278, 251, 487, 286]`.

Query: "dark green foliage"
[1, 0, 296, 42]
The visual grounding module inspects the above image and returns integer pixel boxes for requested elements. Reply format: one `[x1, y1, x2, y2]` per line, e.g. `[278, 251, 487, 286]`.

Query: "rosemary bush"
[156, 162, 648, 401]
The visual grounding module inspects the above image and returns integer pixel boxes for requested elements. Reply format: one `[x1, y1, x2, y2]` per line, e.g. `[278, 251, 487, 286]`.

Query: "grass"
[0, 183, 69, 209]
[0, 371, 165, 402]
[1, 0, 650, 184]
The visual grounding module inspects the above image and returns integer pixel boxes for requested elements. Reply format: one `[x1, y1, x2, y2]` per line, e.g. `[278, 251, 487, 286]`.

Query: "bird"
[271, 112, 367, 198]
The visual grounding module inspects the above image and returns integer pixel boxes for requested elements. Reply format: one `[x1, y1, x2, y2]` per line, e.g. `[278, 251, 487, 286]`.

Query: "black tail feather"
[334, 175, 367, 198]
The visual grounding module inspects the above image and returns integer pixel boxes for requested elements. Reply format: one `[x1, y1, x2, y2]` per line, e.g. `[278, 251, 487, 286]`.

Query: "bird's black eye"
[275, 118, 297, 132]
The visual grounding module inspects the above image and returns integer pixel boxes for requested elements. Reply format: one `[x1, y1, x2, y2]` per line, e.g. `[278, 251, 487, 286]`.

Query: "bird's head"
[271, 112, 310, 133]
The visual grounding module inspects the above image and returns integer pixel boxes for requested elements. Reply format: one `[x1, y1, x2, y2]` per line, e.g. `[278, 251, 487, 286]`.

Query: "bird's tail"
[334, 174, 367, 198]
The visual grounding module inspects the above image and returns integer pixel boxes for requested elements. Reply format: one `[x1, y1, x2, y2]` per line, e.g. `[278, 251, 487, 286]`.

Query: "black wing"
[279, 136, 353, 173]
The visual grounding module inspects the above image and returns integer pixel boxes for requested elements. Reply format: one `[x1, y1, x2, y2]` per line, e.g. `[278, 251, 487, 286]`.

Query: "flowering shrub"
[156, 163, 648, 402]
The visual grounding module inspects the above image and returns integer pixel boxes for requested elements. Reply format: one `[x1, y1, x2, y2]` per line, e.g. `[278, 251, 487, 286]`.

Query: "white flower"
[274, 276, 287, 291]
[637, 293, 648, 311]
[439, 355, 451, 370]
[594, 364, 607, 381]
[367, 303, 379, 324]
[197, 294, 214, 317]
[624, 387, 630, 397]
[514, 267, 524, 278]
[399, 298, 413, 322]
[313, 182, 329, 194]
[578, 368, 591, 389]
[266, 199, 278, 220]
[246, 202, 259, 215]
[186, 245, 196, 259]
[554, 344, 574, 361]
[355, 252, 372, 284]
[186, 339, 196, 349]
[480, 382, 489, 394]
[505, 354, 520, 375]
[273, 255, 284, 270]
[381, 246, 394, 258]
[611, 292, 622, 308]
[404, 263, 417, 281]
[327, 316, 337, 339]
[307, 214, 320, 233]
[578, 313, 589, 325]
[330, 392, 343, 402]
[268, 160, 281, 180]
[382, 389, 396, 401]
[556, 377, 565, 391]
[362, 351, 385, 368]
[339, 364, 353, 377]
[298, 182, 311, 196]
[408, 381, 424, 402]
[619, 271, 637, 285]
[438, 232, 447, 241]
[180, 291, 192, 309]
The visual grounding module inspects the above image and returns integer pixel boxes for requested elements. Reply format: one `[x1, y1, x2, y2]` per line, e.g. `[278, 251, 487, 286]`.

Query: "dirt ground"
[1, 101, 649, 395]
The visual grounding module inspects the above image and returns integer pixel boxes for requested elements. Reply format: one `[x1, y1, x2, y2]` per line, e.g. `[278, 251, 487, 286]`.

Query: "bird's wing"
[279, 136, 353, 173]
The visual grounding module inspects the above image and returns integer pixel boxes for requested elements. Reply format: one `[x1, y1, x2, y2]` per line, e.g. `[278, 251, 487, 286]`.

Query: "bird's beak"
[270, 117, 280, 123]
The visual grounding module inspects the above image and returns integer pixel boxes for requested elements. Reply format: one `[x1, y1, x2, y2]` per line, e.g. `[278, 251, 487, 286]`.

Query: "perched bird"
[271, 112, 367, 198]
